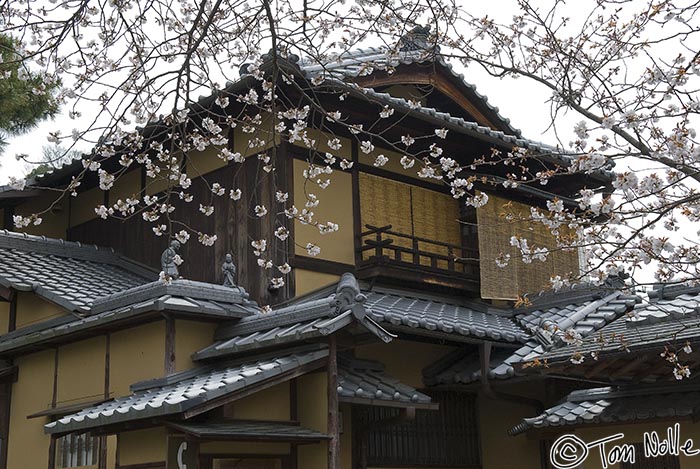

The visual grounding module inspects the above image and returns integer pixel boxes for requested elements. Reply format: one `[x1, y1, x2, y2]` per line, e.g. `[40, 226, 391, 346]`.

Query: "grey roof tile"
[511, 384, 700, 435]
[364, 287, 528, 344]
[338, 357, 432, 405]
[0, 230, 153, 313]
[537, 288, 700, 363]
[46, 348, 433, 435]
[45, 348, 329, 435]
[0, 279, 258, 355]
[199, 277, 528, 362]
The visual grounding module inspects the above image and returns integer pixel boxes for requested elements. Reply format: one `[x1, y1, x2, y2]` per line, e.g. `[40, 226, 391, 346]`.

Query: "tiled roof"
[299, 47, 522, 136]
[536, 286, 700, 363]
[518, 290, 640, 339]
[45, 348, 329, 435]
[338, 357, 434, 407]
[0, 280, 258, 356]
[89, 279, 259, 316]
[24, 45, 612, 192]
[364, 286, 529, 344]
[196, 276, 530, 362]
[418, 289, 639, 384]
[0, 230, 153, 313]
[195, 273, 397, 361]
[194, 314, 332, 360]
[46, 347, 435, 435]
[510, 384, 700, 435]
[167, 421, 330, 442]
[422, 348, 516, 386]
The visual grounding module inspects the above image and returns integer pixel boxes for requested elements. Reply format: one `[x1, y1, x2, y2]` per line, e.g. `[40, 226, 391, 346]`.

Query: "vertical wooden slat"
[361, 392, 479, 467]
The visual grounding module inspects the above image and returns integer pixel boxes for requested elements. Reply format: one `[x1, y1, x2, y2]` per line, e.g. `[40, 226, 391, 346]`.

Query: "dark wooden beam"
[583, 357, 620, 379]
[116, 462, 165, 469]
[328, 337, 340, 469]
[2, 206, 13, 231]
[7, 291, 16, 333]
[289, 256, 355, 276]
[608, 354, 651, 382]
[164, 316, 175, 376]
[47, 435, 56, 469]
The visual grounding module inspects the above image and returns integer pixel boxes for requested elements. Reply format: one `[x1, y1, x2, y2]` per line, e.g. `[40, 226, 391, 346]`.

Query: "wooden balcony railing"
[356, 224, 480, 288]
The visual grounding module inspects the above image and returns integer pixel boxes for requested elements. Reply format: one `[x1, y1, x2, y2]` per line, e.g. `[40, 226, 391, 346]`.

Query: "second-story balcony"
[356, 224, 480, 293]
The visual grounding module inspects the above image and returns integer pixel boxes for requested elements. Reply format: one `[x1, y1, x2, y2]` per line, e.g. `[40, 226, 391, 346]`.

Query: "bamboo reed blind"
[477, 193, 580, 299]
[359, 173, 461, 266]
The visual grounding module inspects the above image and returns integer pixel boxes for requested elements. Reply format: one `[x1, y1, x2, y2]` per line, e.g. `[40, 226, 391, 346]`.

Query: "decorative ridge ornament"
[397, 25, 438, 53]
[222, 253, 237, 288]
[160, 240, 181, 281]
[219, 254, 251, 301]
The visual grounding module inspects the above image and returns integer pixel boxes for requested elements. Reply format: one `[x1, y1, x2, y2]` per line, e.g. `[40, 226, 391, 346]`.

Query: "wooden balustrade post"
[375, 230, 383, 259]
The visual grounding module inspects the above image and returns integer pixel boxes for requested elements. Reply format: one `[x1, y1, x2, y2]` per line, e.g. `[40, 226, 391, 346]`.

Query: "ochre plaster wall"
[294, 269, 339, 296]
[14, 193, 70, 238]
[297, 370, 328, 469]
[293, 158, 354, 265]
[15, 292, 66, 329]
[186, 146, 228, 179]
[57, 335, 106, 405]
[118, 427, 167, 466]
[7, 349, 55, 469]
[110, 321, 165, 396]
[70, 186, 104, 228]
[108, 168, 142, 206]
[358, 148, 429, 184]
[229, 382, 290, 421]
[174, 319, 217, 373]
[479, 391, 542, 469]
[355, 340, 456, 389]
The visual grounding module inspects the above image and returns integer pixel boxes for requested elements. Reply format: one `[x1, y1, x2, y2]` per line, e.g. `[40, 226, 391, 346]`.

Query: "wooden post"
[7, 291, 16, 333]
[327, 337, 340, 469]
[164, 316, 175, 375]
[100, 334, 110, 469]
[47, 436, 56, 469]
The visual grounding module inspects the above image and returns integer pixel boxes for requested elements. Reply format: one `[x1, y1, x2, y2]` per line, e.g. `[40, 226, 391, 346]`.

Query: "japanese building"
[0, 29, 698, 469]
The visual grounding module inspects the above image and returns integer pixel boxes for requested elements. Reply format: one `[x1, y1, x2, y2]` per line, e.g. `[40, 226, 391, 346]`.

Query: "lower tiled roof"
[536, 286, 700, 364]
[45, 348, 329, 435]
[510, 384, 700, 435]
[46, 348, 435, 435]
[422, 348, 517, 385]
[338, 358, 434, 408]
